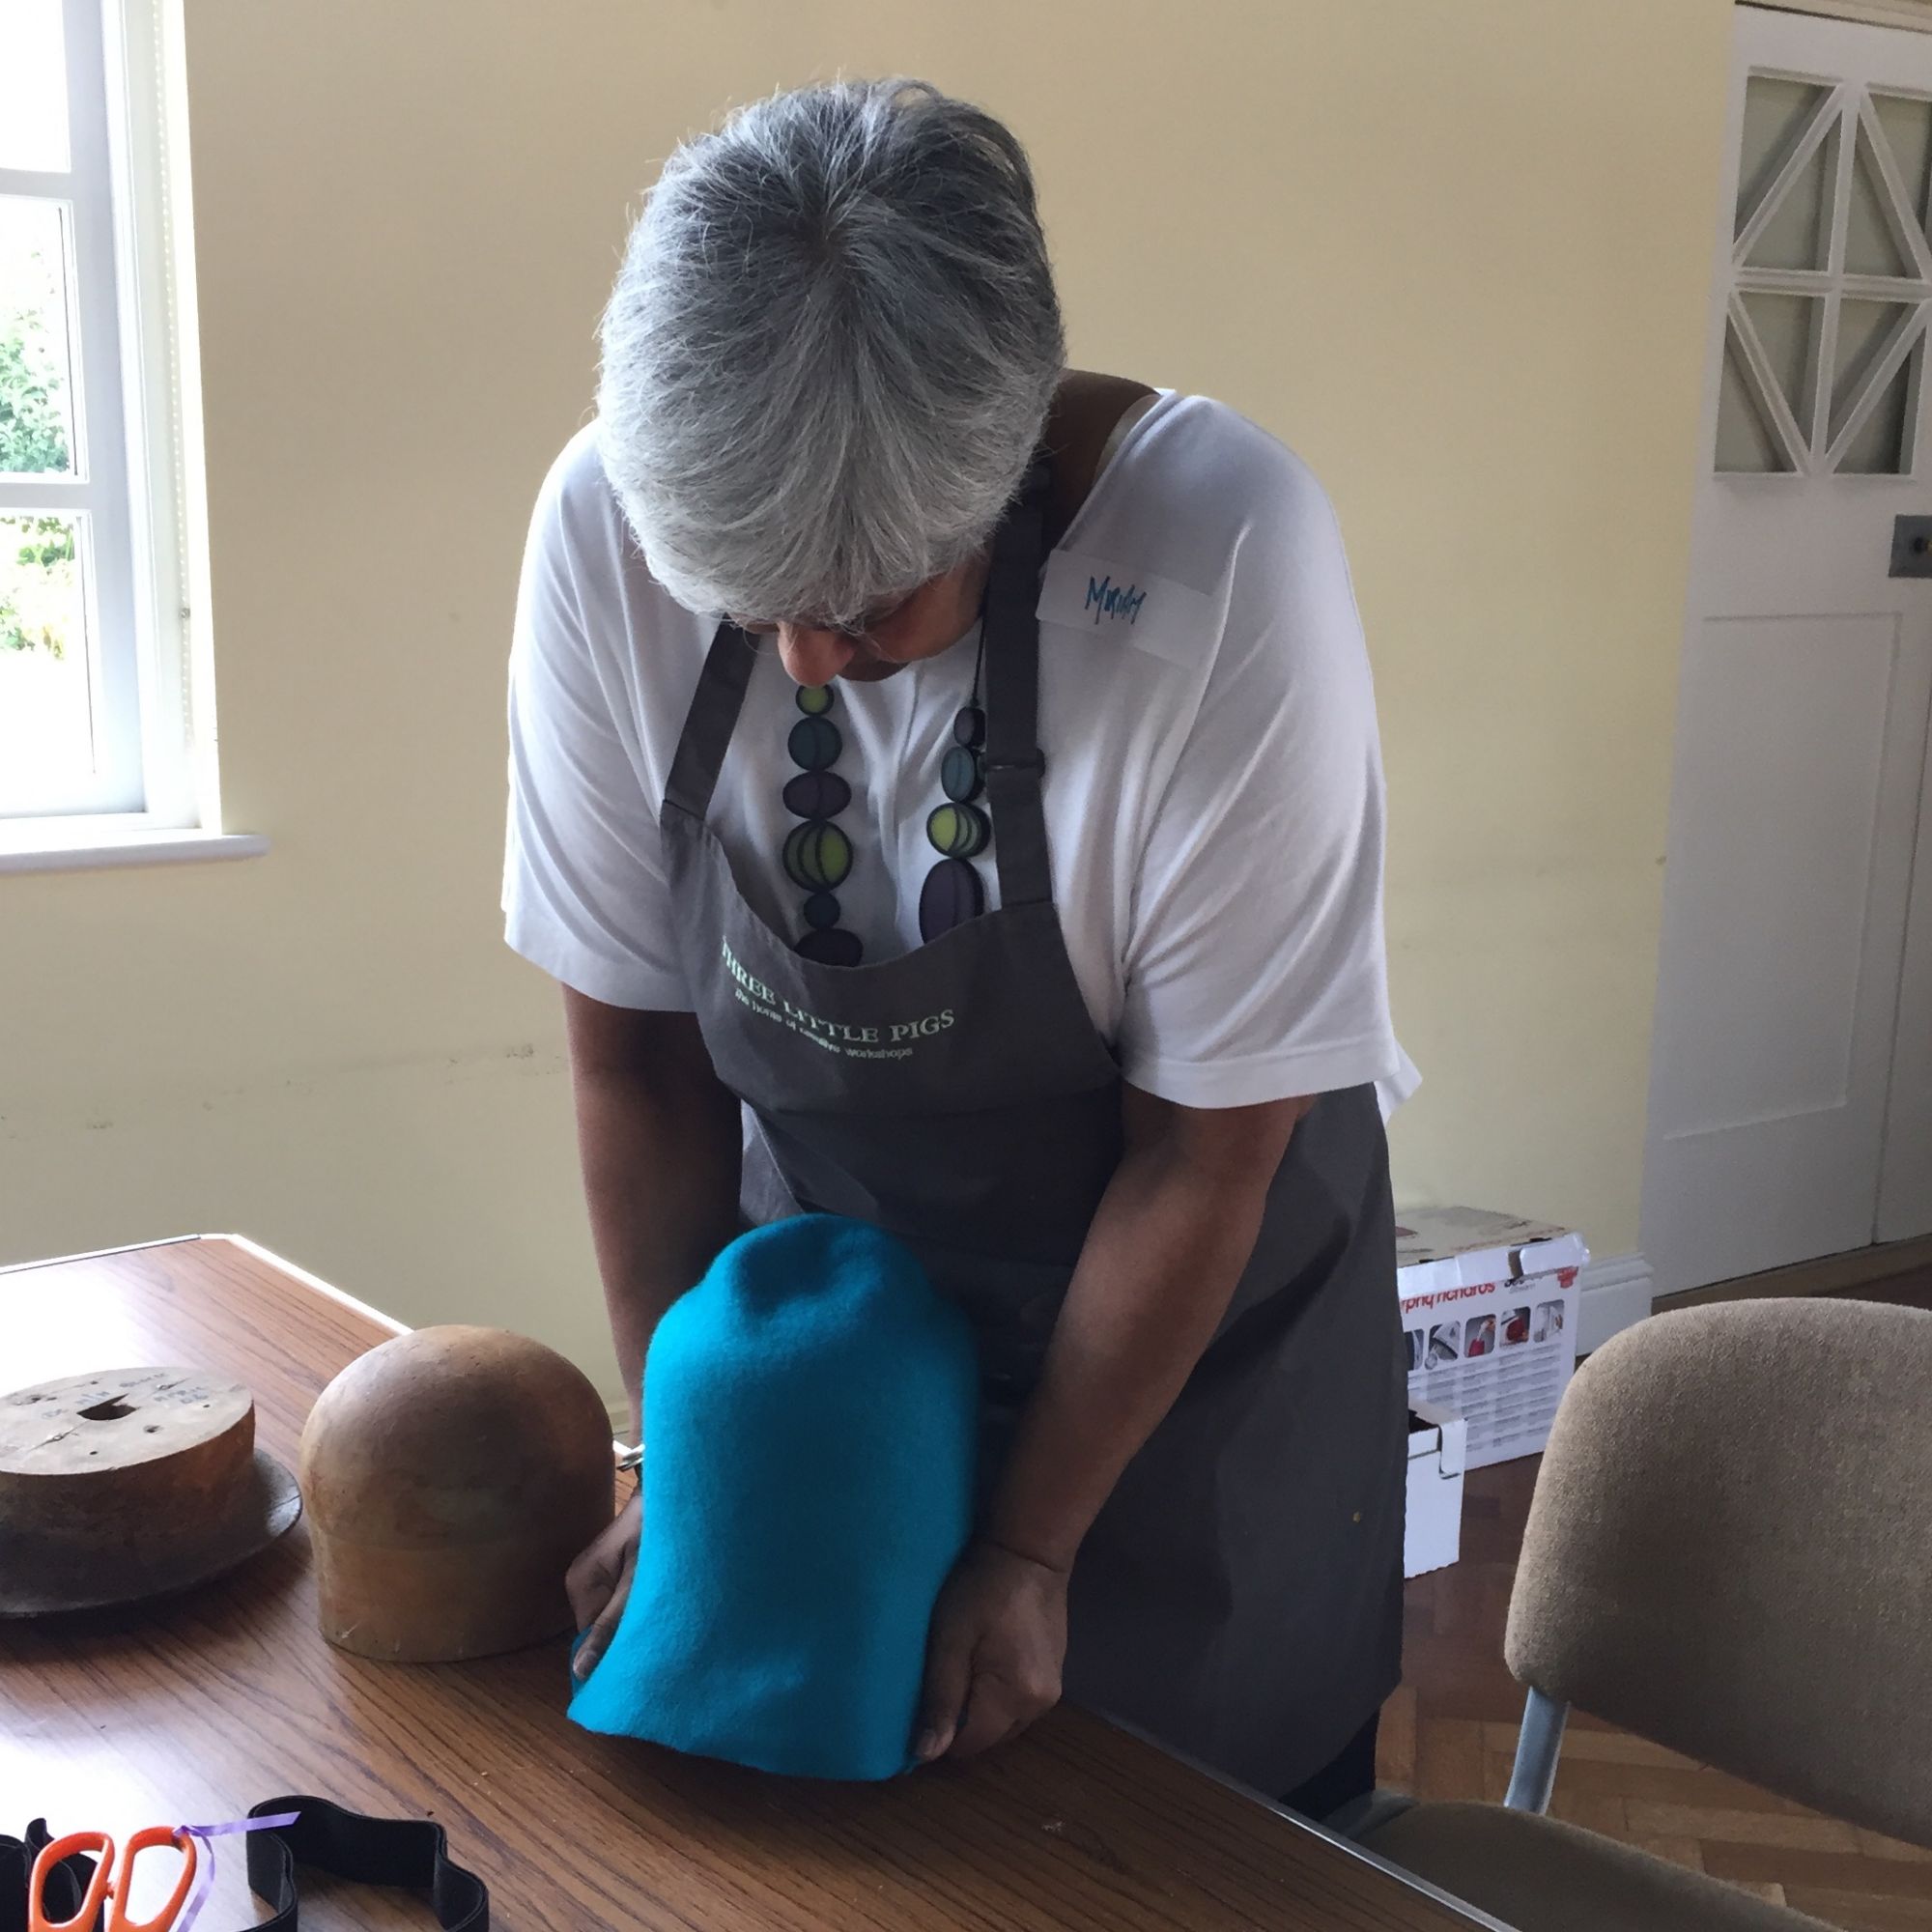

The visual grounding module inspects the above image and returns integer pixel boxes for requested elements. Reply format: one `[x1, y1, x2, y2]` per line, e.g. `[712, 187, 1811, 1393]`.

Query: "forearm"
[984, 1088, 1306, 1572]
[563, 991, 744, 1435]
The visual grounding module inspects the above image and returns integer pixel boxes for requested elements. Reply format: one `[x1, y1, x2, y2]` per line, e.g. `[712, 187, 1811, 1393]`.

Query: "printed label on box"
[1396, 1208, 1587, 1470]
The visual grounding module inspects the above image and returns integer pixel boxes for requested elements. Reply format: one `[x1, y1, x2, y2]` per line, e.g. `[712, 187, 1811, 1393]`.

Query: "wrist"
[977, 1524, 1077, 1578]
[982, 1459, 1097, 1577]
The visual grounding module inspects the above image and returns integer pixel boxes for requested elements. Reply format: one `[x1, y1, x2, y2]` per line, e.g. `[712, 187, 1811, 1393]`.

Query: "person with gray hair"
[504, 76, 1415, 1818]
[598, 78, 1064, 638]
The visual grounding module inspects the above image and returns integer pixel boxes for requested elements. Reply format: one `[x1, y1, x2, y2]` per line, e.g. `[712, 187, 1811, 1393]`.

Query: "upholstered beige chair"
[1358, 1297, 1932, 1931]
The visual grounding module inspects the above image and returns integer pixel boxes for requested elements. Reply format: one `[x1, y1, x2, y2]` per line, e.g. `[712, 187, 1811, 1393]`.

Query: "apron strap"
[983, 455, 1054, 910]
[664, 619, 761, 824]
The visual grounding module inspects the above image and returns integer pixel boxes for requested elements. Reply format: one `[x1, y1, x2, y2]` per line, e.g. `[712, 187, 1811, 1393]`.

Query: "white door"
[1643, 3, 1932, 1293]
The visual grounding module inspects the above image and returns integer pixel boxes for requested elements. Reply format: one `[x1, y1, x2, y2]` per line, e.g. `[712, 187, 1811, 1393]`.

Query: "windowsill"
[0, 822, 270, 876]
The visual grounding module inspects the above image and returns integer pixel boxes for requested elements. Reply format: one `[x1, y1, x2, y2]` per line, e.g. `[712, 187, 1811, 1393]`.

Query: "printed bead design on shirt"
[782, 819, 854, 893]
[940, 744, 984, 804]
[794, 925, 865, 967]
[915, 699, 992, 942]
[782, 770, 851, 819]
[783, 685, 863, 965]
[925, 802, 990, 861]
[787, 715, 841, 772]
[919, 857, 985, 940]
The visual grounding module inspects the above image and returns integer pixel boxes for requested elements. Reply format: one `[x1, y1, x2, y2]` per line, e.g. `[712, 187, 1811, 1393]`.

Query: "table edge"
[0, 1232, 410, 1340]
[217, 1233, 411, 1338]
[1101, 1715, 1519, 1930]
[0, 1232, 203, 1275]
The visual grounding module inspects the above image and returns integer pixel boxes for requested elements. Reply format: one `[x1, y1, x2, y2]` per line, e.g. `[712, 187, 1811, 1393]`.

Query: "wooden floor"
[1378, 1285, 1932, 1931]
[1659, 1236, 1932, 1318]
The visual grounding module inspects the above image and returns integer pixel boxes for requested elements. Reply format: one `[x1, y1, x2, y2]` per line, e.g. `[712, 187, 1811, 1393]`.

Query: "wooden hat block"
[0, 1367, 301, 1616]
[298, 1325, 614, 1663]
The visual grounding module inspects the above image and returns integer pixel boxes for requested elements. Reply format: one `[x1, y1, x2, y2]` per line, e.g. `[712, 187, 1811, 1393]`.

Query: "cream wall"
[0, 0, 1734, 1406]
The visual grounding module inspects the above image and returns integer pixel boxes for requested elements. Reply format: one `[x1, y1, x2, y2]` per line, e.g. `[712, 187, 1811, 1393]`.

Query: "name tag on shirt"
[1036, 551, 1217, 668]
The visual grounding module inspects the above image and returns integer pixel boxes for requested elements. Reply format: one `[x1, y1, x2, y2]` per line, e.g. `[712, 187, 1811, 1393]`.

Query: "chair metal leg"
[1503, 1685, 1569, 1813]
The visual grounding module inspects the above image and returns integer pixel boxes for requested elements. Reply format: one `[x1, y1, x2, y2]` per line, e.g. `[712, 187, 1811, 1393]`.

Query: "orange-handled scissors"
[29, 1826, 199, 1932]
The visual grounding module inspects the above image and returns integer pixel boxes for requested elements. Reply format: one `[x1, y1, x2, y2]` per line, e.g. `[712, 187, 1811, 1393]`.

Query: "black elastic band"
[1, 1821, 93, 1932]
[245, 1797, 487, 1930]
[4, 1802, 488, 1932]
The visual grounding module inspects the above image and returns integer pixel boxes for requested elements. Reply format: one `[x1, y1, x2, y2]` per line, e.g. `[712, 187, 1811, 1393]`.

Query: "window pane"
[1845, 121, 1913, 279]
[1832, 298, 1915, 439]
[1872, 92, 1932, 232]
[0, 196, 76, 476]
[1746, 111, 1839, 273]
[1742, 291, 1822, 436]
[1836, 346, 1919, 473]
[1717, 327, 1795, 473]
[0, 0, 71, 172]
[1829, 304, 1923, 475]
[0, 510, 96, 804]
[1739, 75, 1833, 268]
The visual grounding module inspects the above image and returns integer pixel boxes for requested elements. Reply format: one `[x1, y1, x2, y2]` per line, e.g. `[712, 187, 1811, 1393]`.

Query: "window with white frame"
[0, 0, 210, 832]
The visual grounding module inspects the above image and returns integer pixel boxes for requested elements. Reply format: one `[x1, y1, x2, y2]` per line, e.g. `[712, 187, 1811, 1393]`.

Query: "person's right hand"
[566, 1490, 640, 1682]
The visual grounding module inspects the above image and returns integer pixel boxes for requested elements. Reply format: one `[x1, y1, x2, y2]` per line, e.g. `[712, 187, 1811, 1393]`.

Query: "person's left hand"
[915, 1538, 1069, 1763]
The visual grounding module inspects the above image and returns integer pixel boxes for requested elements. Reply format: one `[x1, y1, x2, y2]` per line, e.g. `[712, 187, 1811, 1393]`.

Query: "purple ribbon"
[172, 1812, 300, 1932]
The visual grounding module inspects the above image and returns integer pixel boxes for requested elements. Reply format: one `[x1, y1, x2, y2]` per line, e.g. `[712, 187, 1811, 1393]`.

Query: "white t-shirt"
[503, 389, 1417, 1114]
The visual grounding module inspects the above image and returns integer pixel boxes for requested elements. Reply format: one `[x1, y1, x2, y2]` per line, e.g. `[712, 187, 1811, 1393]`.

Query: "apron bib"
[658, 456, 1406, 1793]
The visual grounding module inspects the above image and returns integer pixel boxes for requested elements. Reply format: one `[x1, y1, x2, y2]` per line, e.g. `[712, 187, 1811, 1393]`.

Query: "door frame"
[1638, 0, 1932, 1293]
[1757, 0, 1932, 34]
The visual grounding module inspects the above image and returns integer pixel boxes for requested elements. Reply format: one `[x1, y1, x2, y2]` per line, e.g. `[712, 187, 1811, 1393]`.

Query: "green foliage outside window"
[2, 232, 77, 657]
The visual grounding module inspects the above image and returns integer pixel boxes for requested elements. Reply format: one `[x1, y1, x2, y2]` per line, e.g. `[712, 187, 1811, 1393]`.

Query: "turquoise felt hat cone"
[568, 1215, 980, 1780]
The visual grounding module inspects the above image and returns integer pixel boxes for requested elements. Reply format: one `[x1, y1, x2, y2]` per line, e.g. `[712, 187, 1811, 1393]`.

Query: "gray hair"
[597, 77, 1065, 627]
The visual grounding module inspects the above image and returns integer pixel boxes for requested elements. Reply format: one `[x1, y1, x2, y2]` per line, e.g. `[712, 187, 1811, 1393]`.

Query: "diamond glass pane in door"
[1717, 324, 1796, 472]
[0, 511, 97, 806]
[1740, 75, 1836, 270]
[1847, 120, 1917, 277]
[1830, 298, 1918, 450]
[0, 0, 71, 172]
[1742, 291, 1822, 435]
[1838, 334, 1922, 472]
[1871, 92, 1932, 230]
[0, 196, 77, 477]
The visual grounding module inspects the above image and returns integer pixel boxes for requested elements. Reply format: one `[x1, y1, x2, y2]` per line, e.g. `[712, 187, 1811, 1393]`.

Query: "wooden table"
[0, 1237, 1504, 1931]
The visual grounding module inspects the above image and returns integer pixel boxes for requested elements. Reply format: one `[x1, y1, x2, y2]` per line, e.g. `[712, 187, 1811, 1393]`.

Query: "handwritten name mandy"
[1084, 574, 1147, 626]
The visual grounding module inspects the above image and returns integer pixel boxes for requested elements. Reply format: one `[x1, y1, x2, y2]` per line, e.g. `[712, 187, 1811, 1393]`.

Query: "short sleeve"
[501, 436, 693, 1010]
[1117, 454, 1408, 1110]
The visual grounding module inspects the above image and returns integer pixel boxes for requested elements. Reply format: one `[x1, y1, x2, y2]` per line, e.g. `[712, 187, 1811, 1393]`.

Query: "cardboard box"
[1397, 1208, 1589, 1472]
[1405, 1401, 1465, 1577]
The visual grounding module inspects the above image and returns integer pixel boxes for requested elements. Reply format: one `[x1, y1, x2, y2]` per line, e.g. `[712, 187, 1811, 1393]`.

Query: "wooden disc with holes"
[0, 1367, 301, 1617]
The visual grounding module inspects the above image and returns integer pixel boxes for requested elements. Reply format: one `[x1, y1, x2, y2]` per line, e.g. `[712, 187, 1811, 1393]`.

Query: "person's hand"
[566, 1490, 640, 1682]
[915, 1538, 1069, 1763]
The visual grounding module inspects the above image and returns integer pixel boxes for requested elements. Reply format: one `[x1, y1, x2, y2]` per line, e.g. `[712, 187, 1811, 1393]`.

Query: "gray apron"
[658, 454, 1406, 1794]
